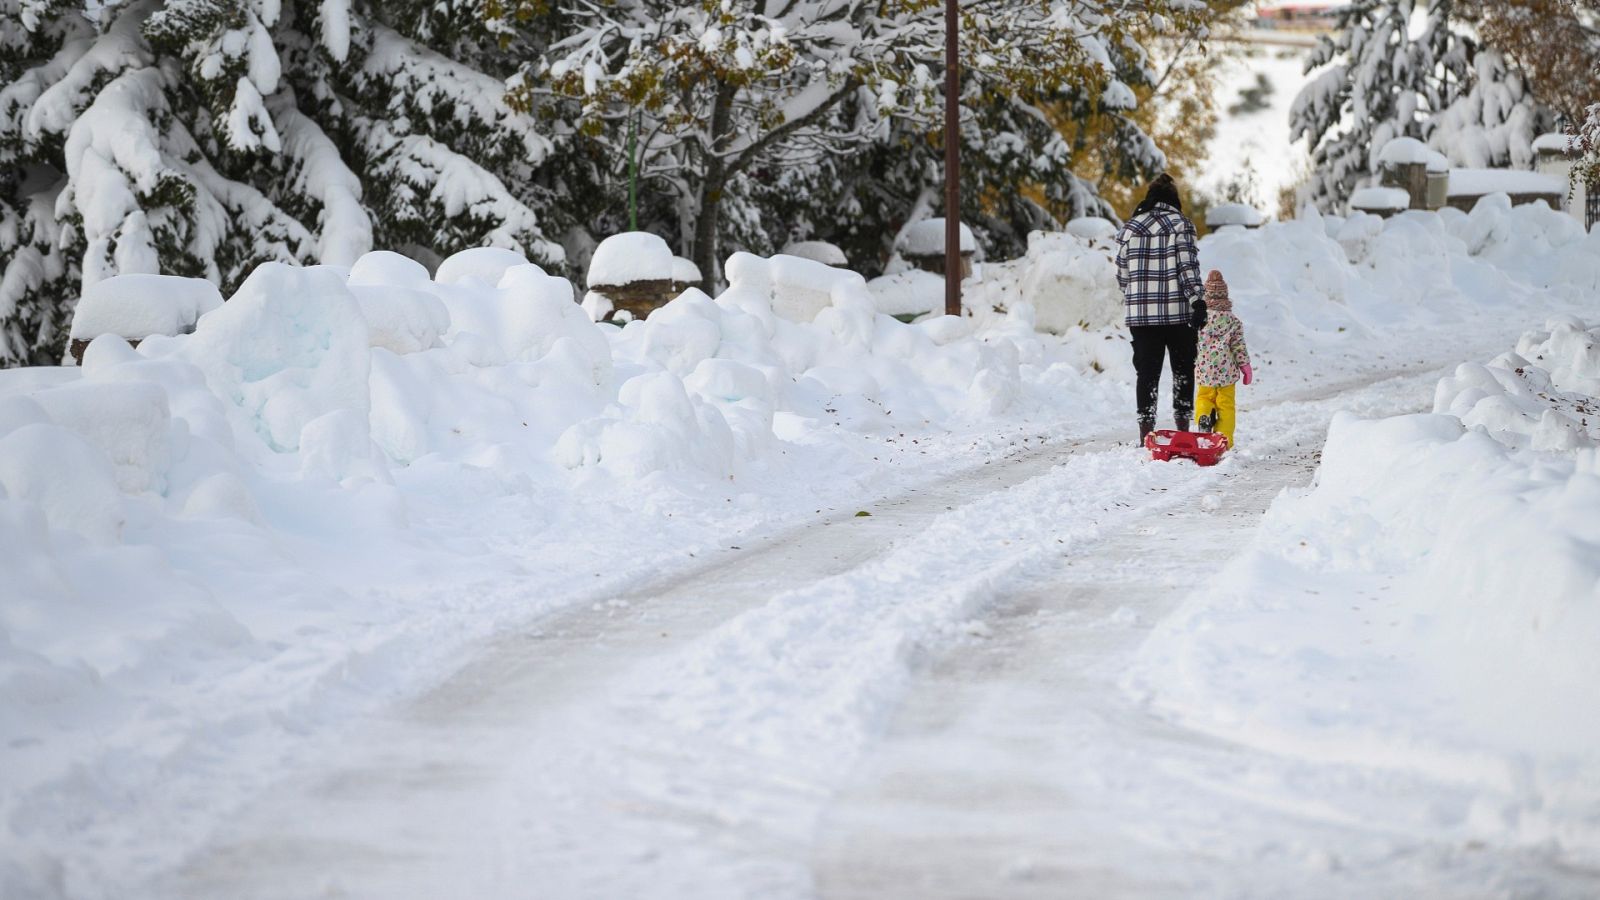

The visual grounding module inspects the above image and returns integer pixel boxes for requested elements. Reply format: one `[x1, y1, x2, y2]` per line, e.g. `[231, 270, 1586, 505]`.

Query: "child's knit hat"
[1204, 269, 1231, 312]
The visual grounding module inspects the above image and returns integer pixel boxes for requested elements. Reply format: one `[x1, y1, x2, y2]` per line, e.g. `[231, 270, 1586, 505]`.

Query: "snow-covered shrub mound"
[348, 251, 450, 355]
[69, 273, 222, 345]
[780, 240, 848, 267]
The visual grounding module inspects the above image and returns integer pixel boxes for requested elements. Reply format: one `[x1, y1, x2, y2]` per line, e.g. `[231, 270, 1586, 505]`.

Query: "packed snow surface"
[3, 196, 1600, 897]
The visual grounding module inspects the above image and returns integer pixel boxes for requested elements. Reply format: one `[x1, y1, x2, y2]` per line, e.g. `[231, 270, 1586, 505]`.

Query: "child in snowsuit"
[1194, 270, 1252, 446]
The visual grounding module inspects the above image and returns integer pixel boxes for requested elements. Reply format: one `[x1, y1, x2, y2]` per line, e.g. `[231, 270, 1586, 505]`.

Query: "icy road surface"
[159, 363, 1597, 900]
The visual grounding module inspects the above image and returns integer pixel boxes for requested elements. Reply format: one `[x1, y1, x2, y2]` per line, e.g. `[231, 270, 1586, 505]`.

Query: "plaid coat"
[1113, 203, 1205, 327]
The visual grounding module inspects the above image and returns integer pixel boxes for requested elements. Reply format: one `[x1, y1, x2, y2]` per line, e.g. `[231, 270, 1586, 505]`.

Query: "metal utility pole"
[943, 0, 961, 318]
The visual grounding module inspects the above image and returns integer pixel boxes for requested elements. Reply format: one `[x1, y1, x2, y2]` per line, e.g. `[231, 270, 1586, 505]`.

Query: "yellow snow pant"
[1195, 384, 1237, 447]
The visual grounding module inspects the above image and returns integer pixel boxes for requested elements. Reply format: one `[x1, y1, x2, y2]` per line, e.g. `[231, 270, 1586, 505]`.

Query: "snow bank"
[1130, 321, 1600, 865]
[69, 273, 222, 341]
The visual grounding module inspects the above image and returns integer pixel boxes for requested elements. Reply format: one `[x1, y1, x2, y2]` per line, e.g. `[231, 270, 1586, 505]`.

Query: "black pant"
[1131, 324, 1197, 430]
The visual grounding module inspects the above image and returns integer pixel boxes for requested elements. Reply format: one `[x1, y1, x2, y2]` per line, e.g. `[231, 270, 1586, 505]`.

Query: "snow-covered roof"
[781, 240, 849, 267]
[69, 273, 223, 341]
[1348, 186, 1411, 211]
[1446, 169, 1565, 198]
[1206, 203, 1266, 228]
[901, 218, 975, 256]
[1425, 150, 1450, 174]
[1376, 137, 1431, 167]
[587, 231, 674, 287]
[1532, 133, 1581, 155]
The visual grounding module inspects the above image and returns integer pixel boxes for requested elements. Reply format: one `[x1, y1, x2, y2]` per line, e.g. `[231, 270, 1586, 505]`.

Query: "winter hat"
[1134, 173, 1182, 216]
[1204, 269, 1232, 312]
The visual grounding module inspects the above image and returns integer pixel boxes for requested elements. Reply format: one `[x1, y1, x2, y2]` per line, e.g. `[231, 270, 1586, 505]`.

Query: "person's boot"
[1138, 421, 1154, 444]
[1175, 417, 1190, 432]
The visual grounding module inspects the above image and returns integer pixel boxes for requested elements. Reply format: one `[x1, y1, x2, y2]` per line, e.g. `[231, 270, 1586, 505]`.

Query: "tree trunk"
[691, 84, 736, 293]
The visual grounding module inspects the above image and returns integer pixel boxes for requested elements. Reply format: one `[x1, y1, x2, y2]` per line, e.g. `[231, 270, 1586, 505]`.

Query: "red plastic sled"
[1145, 429, 1229, 466]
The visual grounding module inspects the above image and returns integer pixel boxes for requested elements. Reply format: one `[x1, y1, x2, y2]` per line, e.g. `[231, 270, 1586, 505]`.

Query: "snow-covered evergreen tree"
[1290, 0, 1468, 209]
[1425, 49, 1554, 169]
[0, 0, 564, 367]
[505, 0, 1206, 285]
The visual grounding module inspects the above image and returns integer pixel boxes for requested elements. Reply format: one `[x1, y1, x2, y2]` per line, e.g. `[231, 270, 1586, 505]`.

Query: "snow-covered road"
[814, 370, 1599, 899]
[143, 350, 1600, 900]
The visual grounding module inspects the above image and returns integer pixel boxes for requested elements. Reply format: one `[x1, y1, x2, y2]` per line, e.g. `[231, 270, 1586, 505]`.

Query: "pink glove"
[1241, 363, 1253, 386]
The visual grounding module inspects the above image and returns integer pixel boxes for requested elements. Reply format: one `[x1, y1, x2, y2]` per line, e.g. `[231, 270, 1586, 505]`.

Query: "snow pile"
[1434, 317, 1600, 451]
[900, 218, 975, 256]
[869, 228, 1122, 333]
[1348, 186, 1410, 211]
[1205, 202, 1265, 229]
[1129, 322, 1600, 865]
[970, 230, 1123, 333]
[68, 273, 223, 342]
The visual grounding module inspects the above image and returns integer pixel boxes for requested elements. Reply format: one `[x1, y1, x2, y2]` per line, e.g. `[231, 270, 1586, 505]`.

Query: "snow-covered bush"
[0, 1, 564, 368]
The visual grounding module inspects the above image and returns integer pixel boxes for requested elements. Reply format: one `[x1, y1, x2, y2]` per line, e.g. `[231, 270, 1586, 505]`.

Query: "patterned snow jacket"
[1196, 310, 1251, 387]
[1113, 202, 1205, 327]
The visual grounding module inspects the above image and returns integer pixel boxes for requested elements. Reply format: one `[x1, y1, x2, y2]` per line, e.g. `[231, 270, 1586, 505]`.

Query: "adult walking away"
[1114, 173, 1208, 442]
